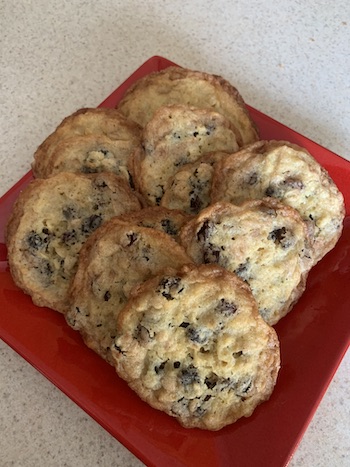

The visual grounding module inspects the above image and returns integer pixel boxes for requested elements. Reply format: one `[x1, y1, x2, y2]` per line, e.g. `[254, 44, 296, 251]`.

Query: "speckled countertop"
[1, 1, 349, 466]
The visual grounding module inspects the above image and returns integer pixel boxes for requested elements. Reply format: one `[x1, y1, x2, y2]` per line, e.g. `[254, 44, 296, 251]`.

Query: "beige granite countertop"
[1, 1, 349, 466]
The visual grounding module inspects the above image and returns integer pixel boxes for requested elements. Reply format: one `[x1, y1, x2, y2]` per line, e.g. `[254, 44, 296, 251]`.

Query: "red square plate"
[1, 56, 349, 467]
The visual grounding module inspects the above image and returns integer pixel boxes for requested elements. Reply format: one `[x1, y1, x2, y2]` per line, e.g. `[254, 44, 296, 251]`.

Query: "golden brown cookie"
[65, 218, 193, 363]
[117, 66, 259, 145]
[211, 140, 345, 264]
[6, 172, 142, 312]
[41, 134, 139, 183]
[111, 263, 280, 430]
[131, 105, 240, 205]
[32, 107, 141, 181]
[179, 199, 313, 325]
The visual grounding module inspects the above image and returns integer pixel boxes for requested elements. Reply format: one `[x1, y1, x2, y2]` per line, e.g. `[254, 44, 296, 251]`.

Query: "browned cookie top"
[111, 263, 280, 430]
[6, 172, 142, 312]
[131, 105, 240, 205]
[179, 199, 313, 325]
[211, 140, 345, 264]
[32, 107, 141, 181]
[65, 218, 193, 362]
[117, 66, 259, 145]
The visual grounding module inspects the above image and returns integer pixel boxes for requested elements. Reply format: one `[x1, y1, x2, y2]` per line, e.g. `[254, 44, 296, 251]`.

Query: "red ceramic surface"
[0, 56, 349, 467]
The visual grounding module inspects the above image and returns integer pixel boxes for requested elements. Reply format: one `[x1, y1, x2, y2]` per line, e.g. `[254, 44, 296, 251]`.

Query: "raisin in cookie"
[6, 172, 142, 312]
[32, 107, 141, 181]
[160, 151, 229, 214]
[180, 199, 313, 325]
[111, 264, 280, 431]
[118, 206, 192, 241]
[117, 66, 259, 145]
[211, 140, 345, 264]
[131, 105, 240, 205]
[65, 219, 193, 363]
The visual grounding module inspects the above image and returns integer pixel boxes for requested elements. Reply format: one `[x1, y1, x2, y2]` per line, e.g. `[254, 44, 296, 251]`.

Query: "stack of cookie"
[5, 66, 345, 431]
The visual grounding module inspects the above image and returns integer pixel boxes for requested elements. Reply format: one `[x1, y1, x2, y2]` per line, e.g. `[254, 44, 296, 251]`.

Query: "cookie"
[6, 172, 142, 312]
[179, 199, 313, 325]
[160, 151, 229, 214]
[117, 66, 259, 146]
[117, 206, 192, 241]
[32, 107, 141, 181]
[39, 133, 140, 183]
[131, 105, 240, 205]
[111, 263, 280, 431]
[65, 219, 193, 362]
[211, 140, 345, 264]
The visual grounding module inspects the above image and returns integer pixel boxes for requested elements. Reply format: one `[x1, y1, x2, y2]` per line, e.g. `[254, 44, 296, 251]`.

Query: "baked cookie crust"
[211, 140, 345, 264]
[66, 218, 193, 362]
[132, 105, 240, 205]
[111, 264, 280, 430]
[179, 199, 313, 325]
[32, 107, 141, 181]
[6, 172, 142, 312]
[117, 66, 259, 145]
